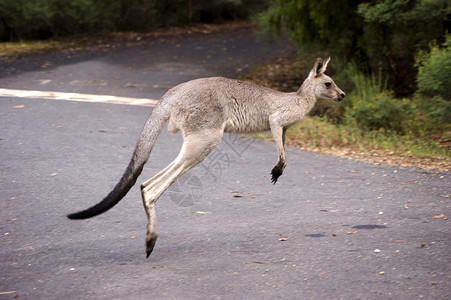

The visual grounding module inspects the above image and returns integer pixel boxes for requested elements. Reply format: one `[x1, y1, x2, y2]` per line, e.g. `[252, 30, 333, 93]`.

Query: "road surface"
[0, 26, 450, 299]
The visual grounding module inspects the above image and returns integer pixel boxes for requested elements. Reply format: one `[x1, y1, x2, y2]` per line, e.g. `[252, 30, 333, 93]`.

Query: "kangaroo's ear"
[319, 57, 331, 74]
[310, 58, 324, 78]
[310, 57, 331, 78]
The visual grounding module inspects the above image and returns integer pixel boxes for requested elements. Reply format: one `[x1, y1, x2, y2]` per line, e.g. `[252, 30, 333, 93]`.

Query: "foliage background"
[0, 0, 266, 41]
[260, 0, 450, 96]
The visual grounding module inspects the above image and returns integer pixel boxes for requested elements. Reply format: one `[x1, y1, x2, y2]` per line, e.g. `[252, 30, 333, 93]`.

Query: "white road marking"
[0, 88, 158, 106]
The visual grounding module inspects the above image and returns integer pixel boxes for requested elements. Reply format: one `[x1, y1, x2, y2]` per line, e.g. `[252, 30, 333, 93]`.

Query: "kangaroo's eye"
[325, 82, 332, 88]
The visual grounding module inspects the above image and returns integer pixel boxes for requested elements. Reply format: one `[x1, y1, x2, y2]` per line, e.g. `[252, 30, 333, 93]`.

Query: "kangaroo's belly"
[224, 114, 271, 133]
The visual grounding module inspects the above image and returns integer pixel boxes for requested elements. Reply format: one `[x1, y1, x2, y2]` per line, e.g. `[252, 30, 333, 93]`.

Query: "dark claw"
[270, 166, 283, 184]
[146, 245, 154, 259]
[145, 236, 157, 259]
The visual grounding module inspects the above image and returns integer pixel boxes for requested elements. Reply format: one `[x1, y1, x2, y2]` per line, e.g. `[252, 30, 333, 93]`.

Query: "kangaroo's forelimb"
[270, 125, 288, 184]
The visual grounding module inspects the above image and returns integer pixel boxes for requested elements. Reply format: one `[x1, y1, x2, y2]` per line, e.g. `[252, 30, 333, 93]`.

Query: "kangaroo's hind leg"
[141, 128, 223, 257]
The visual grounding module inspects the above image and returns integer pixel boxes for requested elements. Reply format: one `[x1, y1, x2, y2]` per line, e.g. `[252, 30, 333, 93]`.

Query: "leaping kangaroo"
[68, 57, 345, 257]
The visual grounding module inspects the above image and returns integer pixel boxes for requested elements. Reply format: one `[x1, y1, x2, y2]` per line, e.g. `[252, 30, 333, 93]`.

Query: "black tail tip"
[67, 212, 85, 220]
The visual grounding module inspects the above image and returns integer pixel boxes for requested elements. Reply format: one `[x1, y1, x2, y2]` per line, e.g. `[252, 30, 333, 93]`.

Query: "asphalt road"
[1, 27, 450, 299]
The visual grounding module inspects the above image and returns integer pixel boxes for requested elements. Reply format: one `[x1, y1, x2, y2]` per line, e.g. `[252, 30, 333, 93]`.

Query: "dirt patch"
[294, 144, 450, 172]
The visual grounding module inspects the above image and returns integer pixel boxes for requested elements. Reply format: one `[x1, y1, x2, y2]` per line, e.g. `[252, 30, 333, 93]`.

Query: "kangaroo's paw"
[145, 233, 158, 259]
[270, 165, 283, 184]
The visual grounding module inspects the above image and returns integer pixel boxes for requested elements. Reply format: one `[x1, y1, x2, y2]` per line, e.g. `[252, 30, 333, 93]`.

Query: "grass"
[289, 117, 448, 157]
[0, 40, 62, 57]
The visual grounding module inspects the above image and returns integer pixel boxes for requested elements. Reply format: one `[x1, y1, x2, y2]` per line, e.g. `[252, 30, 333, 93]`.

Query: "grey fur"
[67, 57, 345, 257]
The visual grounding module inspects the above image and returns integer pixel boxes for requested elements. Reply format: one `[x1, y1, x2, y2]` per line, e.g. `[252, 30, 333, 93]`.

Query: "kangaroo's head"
[307, 57, 345, 102]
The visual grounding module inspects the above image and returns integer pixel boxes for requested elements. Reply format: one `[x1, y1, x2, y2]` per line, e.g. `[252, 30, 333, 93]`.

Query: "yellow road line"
[0, 88, 158, 106]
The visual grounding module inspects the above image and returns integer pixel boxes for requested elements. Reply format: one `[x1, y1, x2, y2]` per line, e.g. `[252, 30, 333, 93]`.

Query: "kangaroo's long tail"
[67, 103, 168, 220]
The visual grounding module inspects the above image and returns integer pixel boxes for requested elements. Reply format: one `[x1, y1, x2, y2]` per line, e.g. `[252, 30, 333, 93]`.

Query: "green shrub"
[416, 35, 451, 100]
[413, 94, 451, 132]
[0, 0, 268, 41]
[343, 63, 385, 107]
[0, 0, 98, 40]
[50, 0, 97, 36]
[422, 96, 451, 125]
[348, 91, 414, 134]
[259, 0, 450, 96]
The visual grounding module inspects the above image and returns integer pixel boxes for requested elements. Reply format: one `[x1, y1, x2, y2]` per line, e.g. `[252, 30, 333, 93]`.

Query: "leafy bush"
[0, 0, 98, 40]
[259, 0, 450, 96]
[349, 91, 414, 134]
[50, 0, 97, 36]
[335, 64, 413, 134]
[340, 63, 449, 136]
[0, 0, 268, 41]
[258, 0, 363, 61]
[413, 95, 451, 135]
[416, 36, 451, 100]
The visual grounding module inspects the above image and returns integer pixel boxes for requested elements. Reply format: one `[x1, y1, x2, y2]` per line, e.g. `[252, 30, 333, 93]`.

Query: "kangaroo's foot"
[270, 167, 282, 184]
[271, 162, 285, 184]
[146, 232, 158, 258]
[270, 165, 283, 184]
